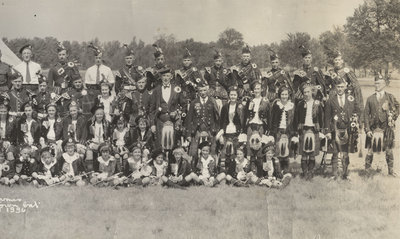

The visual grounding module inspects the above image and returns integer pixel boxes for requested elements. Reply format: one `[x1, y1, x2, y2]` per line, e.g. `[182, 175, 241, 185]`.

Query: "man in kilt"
[364, 74, 399, 176]
[325, 76, 361, 179]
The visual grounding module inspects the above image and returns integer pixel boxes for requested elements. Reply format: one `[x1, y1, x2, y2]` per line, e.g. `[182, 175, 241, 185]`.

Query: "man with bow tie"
[364, 74, 399, 177]
[150, 67, 187, 151]
[185, 79, 220, 156]
[325, 76, 361, 179]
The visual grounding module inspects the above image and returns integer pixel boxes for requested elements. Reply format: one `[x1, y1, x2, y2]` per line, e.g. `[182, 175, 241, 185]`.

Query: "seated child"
[225, 146, 250, 187]
[192, 141, 217, 187]
[32, 147, 61, 186]
[112, 115, 130, 172]
[90, 143, 120, 186]
[59, 138, 87, 183]
[166, 147, 197, 186]
[120, 146, 152, 186]
[15, 144, 39, 185]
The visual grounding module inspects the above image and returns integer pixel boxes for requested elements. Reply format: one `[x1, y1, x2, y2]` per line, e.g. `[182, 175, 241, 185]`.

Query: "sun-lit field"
[1, 78, 400, 239]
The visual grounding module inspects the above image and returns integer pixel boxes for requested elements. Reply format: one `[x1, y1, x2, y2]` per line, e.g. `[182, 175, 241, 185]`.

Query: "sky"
[0, 0, 365, 45]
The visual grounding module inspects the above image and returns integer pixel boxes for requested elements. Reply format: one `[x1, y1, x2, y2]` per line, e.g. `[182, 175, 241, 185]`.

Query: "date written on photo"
[0, 198, 40, 213]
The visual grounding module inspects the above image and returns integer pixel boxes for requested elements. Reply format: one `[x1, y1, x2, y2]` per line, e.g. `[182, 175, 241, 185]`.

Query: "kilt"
[299, 126, 320, 156]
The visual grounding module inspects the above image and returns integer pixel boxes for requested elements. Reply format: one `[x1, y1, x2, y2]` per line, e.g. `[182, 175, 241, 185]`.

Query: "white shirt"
[100, 95, 114, 122]
[337, 94, 346, 107]
[376, 91, 385, 101]
[85, 64, 115, 85]
[249, 97, 262, 124]
[71, 120, 78, 141]
[94, 122, 104, 143]
[62, 152, 79, 177]
[304, 100, 314, 127]
[0, 121, 5, 138]
[47, 119, 56, 141]
[200, 97, 208, 105]
[162, 85, 172, 103]
[226, 103, 237, 134]
[14, 61, 42, 84]
[25, 119, 34, 145]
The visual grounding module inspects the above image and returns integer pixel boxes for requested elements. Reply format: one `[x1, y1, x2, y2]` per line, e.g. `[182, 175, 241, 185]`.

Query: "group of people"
[0, 41, 397, 189]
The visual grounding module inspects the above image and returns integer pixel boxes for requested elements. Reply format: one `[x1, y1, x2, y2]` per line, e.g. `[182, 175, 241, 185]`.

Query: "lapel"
[168, 85, 176, 105]
[332, 94, 342, 109]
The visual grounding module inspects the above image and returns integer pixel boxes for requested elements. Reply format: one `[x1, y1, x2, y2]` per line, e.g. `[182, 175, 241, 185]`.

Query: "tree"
[345, 0, 400, 75]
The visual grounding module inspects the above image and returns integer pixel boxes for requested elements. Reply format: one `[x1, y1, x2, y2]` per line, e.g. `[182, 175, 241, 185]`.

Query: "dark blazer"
[293, 99, 324, 133]
[40, 117, 64, 142]
[220, 102, 243, 134]
[59, 153, 87, 175]
[0, 115, 18, 144]
[185, 97, 220, 137]
[62, 114, 88, 143]
[150, 84, 187, 126]
[165, 157, 192, 178]
[270, 100, 295, 136]
[324, 93, 360, 133]
[125, 127, 154, 151]
[364, 92, 399, 132]
[242, 97, 270, 131]
[86, 118, 112, 142]
[17, 117, 41, 145]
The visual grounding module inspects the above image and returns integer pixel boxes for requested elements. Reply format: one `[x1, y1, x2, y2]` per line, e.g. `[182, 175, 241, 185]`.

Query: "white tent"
[0, 38, 21, 67]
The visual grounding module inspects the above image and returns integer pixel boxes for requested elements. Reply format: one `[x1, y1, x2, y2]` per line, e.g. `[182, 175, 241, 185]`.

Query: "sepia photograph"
[0, 0, 399, 238]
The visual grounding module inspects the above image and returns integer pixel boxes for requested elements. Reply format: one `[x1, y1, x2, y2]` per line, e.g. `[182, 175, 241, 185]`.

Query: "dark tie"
[26, 62, 31, 83]
[163, 85, 170, 89]
[96, 65, 100, 84]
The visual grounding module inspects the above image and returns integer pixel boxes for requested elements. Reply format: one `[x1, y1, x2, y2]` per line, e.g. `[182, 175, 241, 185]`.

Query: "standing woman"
[217, 86, 244, 175]
[0, 95, 17, 145]
[270, 86, 295, 173]
[293, 83, 324, 179]
[86, 103, 111, 171]
[243, 81, 270, 154]
[93, 80, 116, 123]
[40, 102, 63, 147]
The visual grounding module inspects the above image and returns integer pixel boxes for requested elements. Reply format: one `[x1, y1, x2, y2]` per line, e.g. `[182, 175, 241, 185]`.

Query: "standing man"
[185, 79, 220, 156]
[146, 44, 169, 89]
[325, 76, 361, 179]
[84, 43, 114, 96]
[0, 49, 12, 92]
[14, 45, 42, 92]
[150, 67, 187, 151]
[364, 74, 399, 176]
[131, 76, 152, 118]
[115, 44, 145, 94]
[203, 50, 232, 105]
[264, 50, 294, 101]
[7, 70, 30, 117]
[47, 42, 78, 94]
[175, 48, 203, 103]
[330, 50, 363, 117]
[231, 44, 261, 98]
[293, 45, 331, 104]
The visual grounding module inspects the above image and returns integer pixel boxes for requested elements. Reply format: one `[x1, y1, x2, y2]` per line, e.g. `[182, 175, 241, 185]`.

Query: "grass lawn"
[0, 78, 399, 239]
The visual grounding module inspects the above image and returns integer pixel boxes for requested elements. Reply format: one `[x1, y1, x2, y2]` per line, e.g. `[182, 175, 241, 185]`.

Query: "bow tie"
[163, 85, 171, 89]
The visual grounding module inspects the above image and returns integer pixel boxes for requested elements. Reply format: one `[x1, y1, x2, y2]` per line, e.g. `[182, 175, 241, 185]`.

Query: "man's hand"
[367, 131, 373, 138]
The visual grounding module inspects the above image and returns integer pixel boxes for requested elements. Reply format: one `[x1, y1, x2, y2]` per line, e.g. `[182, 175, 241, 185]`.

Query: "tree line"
[3, 0, 400, 78]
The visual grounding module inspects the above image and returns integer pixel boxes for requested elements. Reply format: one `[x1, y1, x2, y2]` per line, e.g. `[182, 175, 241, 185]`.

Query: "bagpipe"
[53, 60, 82, 91]
[267, 70, 295, 97]
[230, 64, 255, 95]
[175, 67, 199, 91]
[293, 70, 309, 99]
